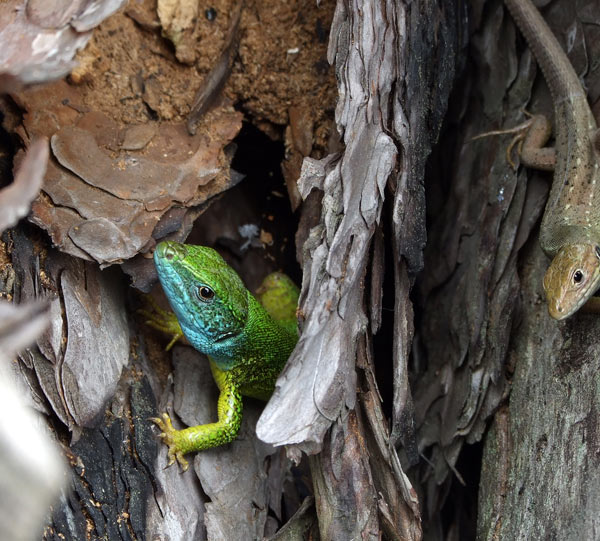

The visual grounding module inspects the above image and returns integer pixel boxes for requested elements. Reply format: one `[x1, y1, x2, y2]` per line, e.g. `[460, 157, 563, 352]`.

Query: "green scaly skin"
[147, 241, 299, 470]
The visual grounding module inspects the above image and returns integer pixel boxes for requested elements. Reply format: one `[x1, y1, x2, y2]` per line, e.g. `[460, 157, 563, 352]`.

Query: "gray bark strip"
[257, 0, 456, 458]
[256, 0, 459, 538]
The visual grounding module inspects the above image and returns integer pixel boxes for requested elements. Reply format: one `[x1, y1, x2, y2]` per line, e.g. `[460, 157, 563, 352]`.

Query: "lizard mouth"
[214, 331, 236, 343]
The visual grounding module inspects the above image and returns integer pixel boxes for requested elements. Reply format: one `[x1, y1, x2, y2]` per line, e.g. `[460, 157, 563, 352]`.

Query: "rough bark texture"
[257, 0, 458, 538]
[414, 0, 600, 539]
[413, 0, 540, 523]
[474, 3, 600, 538]
[478, 242, 600, 540]
[9, 0, 599, 539]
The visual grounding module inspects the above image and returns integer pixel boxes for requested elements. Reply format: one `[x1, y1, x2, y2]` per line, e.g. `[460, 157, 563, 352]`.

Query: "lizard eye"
[573, 270, 584, 284]
[196, 285, 215, 302]
[596, 246, 600, 259]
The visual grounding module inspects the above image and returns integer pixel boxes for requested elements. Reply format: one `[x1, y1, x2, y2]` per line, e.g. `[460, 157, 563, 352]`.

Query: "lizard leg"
[138, 294, 185, 350]
[152, 377, 242, 470]
[518, 114, 556, 171]
[471, 115, 555, 171]
[255, 271, 300, 336]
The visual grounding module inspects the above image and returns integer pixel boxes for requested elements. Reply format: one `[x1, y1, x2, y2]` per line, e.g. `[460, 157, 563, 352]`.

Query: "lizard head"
[154, 241, 248, 358]
[543, 244, 600, 320]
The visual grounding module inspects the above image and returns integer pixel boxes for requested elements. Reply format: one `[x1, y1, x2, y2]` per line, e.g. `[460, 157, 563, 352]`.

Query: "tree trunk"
[414, 0, 600, 539]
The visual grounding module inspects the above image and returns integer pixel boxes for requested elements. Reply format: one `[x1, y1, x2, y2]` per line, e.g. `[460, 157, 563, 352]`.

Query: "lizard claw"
[151, 413, 190, 471]
[469, 117, 536, 170]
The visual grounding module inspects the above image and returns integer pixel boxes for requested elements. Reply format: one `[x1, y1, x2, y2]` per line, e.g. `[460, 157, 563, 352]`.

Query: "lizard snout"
[547, 299, 567, 320]
[155, 241, 187, 262]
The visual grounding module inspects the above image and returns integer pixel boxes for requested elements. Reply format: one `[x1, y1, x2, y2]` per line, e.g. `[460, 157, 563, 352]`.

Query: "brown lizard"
[504, 0, 600, 319]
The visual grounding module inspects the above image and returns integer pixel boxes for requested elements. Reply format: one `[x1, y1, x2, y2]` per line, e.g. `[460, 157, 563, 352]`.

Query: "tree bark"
[5, 0, 596, 540]
[414, 0, 600, 539]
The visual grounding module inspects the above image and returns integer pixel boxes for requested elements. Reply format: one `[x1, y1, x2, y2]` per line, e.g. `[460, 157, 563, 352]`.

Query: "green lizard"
[503, 0, 600, 319]
[146, 241, 299, 470]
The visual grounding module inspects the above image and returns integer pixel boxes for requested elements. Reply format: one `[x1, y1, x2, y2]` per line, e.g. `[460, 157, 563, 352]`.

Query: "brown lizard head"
[543, 244, 600, 320]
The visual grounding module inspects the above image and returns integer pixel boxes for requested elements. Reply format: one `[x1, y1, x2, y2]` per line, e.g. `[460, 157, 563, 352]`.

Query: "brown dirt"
[72, 0, 336, 150]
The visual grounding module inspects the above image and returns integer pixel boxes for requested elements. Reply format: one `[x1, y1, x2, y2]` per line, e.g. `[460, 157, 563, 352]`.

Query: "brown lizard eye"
[196, 285, 215, 301]
[573, 270, 584, 284]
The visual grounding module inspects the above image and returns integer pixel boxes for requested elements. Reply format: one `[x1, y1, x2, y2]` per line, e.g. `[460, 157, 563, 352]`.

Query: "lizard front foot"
[151, 412, 190, 471]
[138, 295, 185, 350]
